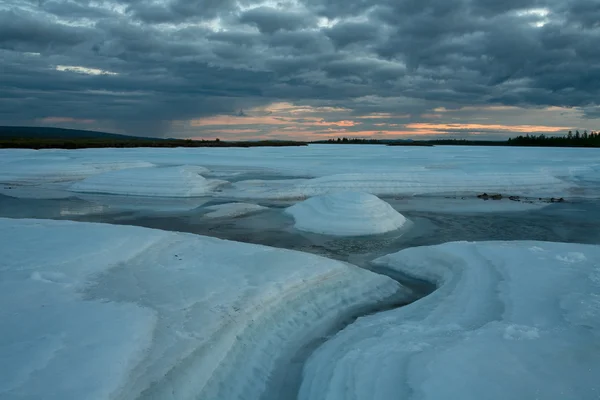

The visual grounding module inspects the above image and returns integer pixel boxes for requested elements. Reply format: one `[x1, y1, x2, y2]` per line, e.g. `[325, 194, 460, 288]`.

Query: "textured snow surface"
[69, 165, 224, 197]
[0, 218, 402, 400]
[286, 192, 407, 236]
[204, 202, 267, 218]
[2, 145, 600, 199]
[300, 241, 600, 400]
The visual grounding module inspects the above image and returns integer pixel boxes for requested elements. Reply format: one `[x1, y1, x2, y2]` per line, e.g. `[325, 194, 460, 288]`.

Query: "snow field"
[0, 218, 404, 400]
[2, 145, 599, 200]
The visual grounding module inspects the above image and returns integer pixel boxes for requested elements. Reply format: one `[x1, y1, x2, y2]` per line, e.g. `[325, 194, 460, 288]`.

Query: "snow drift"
[0, 218, 403, 400]
[285, 192, 407, 236]
[299, 241, 600, 400]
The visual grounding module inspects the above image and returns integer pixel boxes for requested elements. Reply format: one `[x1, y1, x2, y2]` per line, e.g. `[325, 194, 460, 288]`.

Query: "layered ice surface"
[286, 192, 407, 236]
[300, 241, 600, 400]
[69, 165, 225, 197]
[0, 218, 403, 400]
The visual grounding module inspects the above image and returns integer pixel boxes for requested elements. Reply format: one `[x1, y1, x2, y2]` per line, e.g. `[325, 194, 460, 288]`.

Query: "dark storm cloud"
[0, 0, 598, 137]
[325, 21, 381, 48]
[0, 9, 95, 50]
[563, 0, 600, 27]
[238, 7, 317, 34]
[124, 0, 239, 23]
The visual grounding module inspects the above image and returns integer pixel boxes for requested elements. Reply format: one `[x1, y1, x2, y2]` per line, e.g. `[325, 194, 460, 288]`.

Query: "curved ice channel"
[299, 241, 600, 400]
[0, 218, 416, 400]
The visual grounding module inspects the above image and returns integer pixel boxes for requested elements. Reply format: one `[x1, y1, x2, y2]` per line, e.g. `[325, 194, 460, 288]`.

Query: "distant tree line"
[507, 130, 600, 147]
[320, 137, 383, 144]
[0, 137, 307, 149]
[2, 131, 599, 149]
[321, 131, 600, 148]
[320, 137, 433, 146]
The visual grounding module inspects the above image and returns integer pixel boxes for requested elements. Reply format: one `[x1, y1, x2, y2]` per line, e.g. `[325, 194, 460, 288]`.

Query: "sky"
[1, 0, 599, 141]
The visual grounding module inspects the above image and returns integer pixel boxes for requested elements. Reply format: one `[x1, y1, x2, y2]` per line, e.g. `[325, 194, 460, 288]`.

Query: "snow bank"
[300, 241, 600, 400]
[204, 202, 267, 218]
[286, 192, 407, 236]
[69, 165, 224, 197]
[0, 218, 403, 400]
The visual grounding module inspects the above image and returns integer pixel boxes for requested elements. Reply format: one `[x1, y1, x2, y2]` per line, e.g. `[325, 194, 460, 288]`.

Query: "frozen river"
[1, 191, 599, 266]
[1, 145, 599, 400]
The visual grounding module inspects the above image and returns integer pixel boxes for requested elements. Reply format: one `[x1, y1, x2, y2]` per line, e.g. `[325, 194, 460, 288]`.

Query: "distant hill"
[0, 126, 150, 140]
[0, 126, 307, 149]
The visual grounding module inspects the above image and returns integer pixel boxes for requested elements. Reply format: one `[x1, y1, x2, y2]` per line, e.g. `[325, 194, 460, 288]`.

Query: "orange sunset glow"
[182, 102, 587, 141]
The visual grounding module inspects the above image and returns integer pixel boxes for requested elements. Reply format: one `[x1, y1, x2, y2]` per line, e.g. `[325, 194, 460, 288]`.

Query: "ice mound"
[204, 202, 267, 218]
[69, 165, 224, 197]
[286, 192, 407, 236]
[0, 218, 403, 400]
[300, 241, 600, 400]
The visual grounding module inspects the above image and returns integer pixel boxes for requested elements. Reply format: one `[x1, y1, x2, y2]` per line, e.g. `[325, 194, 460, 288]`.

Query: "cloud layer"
[1, 0, 599, 138]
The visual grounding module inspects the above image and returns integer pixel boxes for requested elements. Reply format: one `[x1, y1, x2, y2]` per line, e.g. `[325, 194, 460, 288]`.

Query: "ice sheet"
[3, 145, 599, 200]
[222, 178, 309, 200]
[0, 218, 403, 400]
[73, 194, 211, 213]
[82, 160, 155, 172]
[204, 202, 267, 218]
[286, 192, 407, 236]
[0, 159, 101, 184]
[69, 165, 225, 197]
[388, 196, 551, 213]
[291, 170, 571, 197]
[299, 241, 600, 400]
[0, 157, 154, 186]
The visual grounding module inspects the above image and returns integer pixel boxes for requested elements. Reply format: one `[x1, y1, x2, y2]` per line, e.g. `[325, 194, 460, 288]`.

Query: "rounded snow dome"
[285, 191, 407, 236]
[69, 165, 224, 197]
